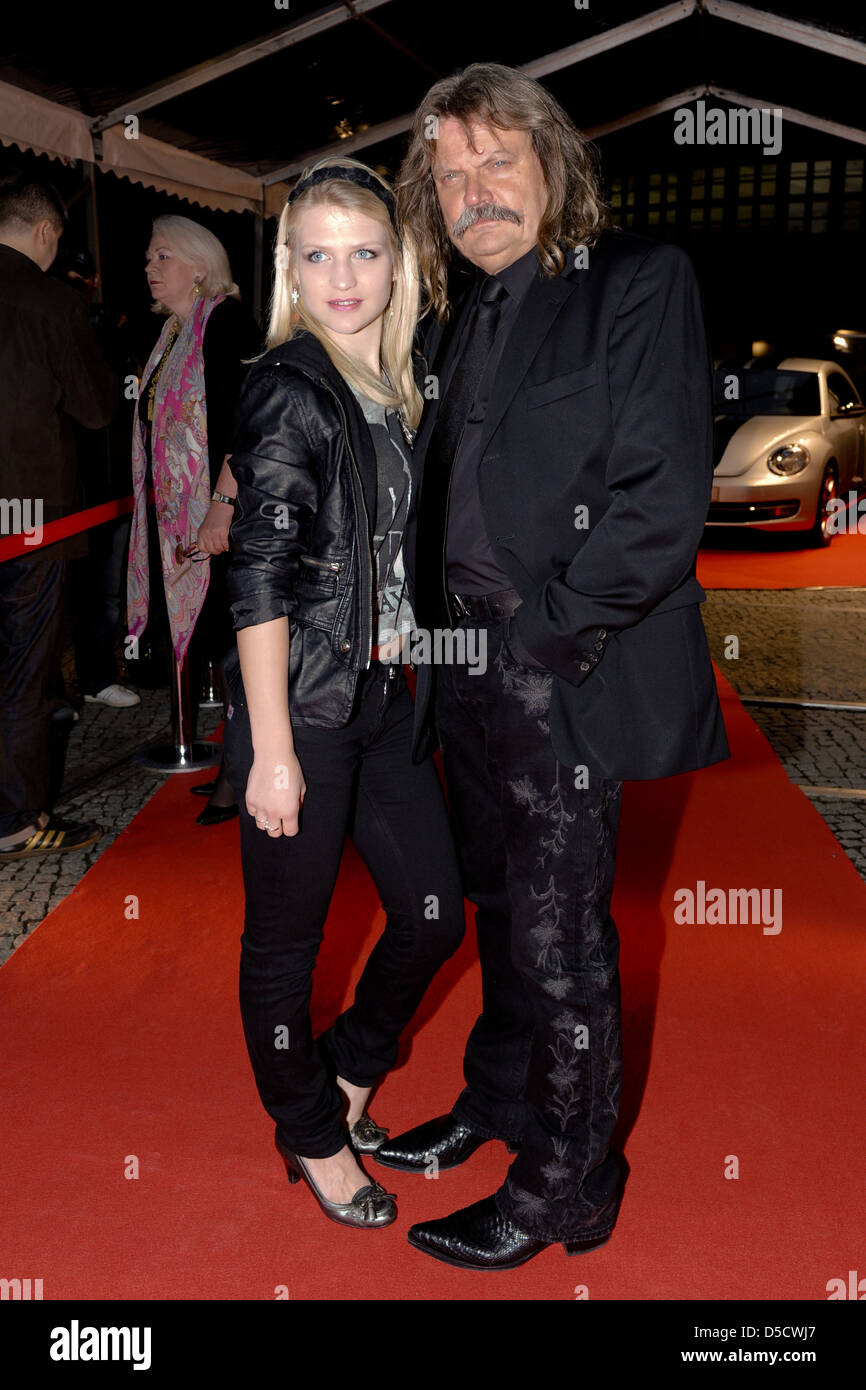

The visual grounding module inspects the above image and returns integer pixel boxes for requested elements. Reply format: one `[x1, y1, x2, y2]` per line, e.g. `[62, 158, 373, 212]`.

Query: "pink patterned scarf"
[126, 292, 226, 665]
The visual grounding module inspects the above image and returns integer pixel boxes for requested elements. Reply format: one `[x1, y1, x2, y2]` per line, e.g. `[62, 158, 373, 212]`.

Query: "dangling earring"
[291, 286, 299, 306]
[192, 280, 201, 297]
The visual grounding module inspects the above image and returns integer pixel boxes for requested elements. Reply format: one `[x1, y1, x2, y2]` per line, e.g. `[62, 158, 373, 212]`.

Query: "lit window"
[710, 206, 723, 223]
[649, 190, 661, 204]
[738, 182, 754, 197]
[690, 207, 705, 224]
[789, 178, 807, 195]
[648, 210, 660, 224]
[649, 173, 662, 185]
[813, 177, 831, 194]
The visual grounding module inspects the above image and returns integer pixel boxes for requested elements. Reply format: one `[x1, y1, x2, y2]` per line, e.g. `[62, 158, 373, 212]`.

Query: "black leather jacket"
[224, 329, 424, 728]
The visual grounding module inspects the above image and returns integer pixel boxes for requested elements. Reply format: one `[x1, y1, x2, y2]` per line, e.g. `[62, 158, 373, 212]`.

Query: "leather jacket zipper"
[319, 381, 374, 670]
[300, 554, 343, 572]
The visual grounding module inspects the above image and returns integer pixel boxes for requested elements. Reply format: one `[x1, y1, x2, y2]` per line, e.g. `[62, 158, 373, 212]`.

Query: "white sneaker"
[84, 684, 141, 708]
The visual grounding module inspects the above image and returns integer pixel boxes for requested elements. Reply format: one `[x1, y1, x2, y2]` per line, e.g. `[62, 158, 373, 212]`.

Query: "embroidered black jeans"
[435, 617, 624, 1243]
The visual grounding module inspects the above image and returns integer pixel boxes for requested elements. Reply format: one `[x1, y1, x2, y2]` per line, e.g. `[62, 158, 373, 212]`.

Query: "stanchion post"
[199, 657, 221, 708]
[134, 650, 221, 773]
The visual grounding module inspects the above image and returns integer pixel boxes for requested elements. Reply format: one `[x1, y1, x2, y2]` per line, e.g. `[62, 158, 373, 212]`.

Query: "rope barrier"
[0, 493, 139, 562]
[0, 484, 220, 774]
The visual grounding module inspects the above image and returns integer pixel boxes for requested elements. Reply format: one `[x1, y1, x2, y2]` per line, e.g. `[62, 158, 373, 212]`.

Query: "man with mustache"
[375, 63, 729, 1270]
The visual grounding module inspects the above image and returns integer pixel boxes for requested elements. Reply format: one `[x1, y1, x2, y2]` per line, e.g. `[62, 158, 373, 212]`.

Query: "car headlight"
[767, 443, 810, 476]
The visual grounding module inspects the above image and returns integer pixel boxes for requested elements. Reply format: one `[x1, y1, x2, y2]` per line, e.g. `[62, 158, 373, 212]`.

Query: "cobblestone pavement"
[702, 588, 866, 883]
[700, 588, 866, 702]
[2, 586, 864, 965]
[0, 681, 223, 966]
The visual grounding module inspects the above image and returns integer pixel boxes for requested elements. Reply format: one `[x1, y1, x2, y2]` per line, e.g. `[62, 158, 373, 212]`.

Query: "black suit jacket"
[0, 243, 116, 558]
[404, 227, 730, 781]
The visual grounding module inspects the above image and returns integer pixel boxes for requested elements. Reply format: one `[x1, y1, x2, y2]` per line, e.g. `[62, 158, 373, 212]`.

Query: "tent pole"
[85, 160, 104, 305]
[253, 199, 264, 327]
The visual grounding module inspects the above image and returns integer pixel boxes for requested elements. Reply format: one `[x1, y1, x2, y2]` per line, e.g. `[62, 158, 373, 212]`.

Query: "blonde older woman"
[127, 215, 260, 823]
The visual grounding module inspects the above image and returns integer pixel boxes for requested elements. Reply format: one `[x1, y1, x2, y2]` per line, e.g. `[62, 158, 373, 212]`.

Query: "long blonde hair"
[267, 157, 423, 429]
[396, 62, 611, 323]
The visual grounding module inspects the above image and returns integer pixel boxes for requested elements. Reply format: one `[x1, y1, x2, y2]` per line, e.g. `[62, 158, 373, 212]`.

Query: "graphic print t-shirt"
[347, 381, 416, 649]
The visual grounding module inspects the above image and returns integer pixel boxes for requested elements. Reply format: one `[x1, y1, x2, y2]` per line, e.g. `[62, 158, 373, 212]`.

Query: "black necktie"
[415, 276, 508, 627]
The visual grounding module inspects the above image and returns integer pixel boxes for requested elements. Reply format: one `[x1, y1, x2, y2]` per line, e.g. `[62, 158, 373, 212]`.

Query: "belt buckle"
[450, 593, 470, 621]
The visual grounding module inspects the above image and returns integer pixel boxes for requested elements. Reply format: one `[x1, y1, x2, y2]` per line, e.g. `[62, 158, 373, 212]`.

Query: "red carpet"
[1, 670, 864, 1300]
[698, 526, 865, 589]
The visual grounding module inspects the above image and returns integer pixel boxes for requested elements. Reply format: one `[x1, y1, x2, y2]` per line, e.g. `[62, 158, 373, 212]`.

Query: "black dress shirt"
[444, 244, 540, 593]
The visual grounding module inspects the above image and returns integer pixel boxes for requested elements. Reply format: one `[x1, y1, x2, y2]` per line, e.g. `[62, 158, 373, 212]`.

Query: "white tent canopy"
[0, 78, 289, 217]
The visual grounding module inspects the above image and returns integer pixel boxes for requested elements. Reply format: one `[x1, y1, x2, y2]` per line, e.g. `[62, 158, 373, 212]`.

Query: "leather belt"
[448, 587, 522, 622]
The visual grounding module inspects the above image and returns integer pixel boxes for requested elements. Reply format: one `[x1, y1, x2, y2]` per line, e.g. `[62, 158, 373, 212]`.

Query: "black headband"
[287, 166, 399, 229]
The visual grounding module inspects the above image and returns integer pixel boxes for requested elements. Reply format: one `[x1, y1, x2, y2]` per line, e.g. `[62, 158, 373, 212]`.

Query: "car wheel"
[807, 463, 838, 548]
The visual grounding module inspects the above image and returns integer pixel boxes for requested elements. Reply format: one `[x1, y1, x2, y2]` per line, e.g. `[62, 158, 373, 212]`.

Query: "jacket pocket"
[524, 360, 597, 409]
[295, 553, 344, 599]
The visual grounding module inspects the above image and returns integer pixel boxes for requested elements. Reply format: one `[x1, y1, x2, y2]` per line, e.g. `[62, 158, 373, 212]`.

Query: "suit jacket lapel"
[478, 271, 579, 459]
[412, 279, 477, 467]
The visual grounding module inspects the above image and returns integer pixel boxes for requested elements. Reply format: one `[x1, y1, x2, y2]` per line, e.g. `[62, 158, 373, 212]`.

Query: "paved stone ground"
[0, 664, 223, 965]
[702, 589, 866, 882]
[2, 587, 864, 966]
[700, 588, 866, 702]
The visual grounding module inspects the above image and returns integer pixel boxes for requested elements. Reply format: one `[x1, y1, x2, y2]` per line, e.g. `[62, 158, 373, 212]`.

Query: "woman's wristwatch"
[211, 490, 235, 506]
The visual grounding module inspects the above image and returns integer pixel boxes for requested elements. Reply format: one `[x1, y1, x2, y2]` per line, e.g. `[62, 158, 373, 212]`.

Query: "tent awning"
[0, 78, 92, 164]
[0, 78, 289, 216]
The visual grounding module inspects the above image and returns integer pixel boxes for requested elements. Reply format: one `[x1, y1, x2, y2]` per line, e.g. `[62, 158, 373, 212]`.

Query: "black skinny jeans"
[223, 660, 466, 1158]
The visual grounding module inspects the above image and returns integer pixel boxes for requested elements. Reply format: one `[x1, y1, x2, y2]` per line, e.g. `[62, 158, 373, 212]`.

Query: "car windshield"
[714, 370, 821, 417]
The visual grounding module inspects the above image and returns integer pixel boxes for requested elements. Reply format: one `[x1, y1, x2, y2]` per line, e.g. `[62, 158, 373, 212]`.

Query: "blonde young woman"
[222, 158, 465, 1229]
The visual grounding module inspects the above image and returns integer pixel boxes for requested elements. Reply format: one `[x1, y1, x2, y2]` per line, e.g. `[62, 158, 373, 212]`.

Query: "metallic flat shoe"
[275, 1134, 397, 1229]
[348, 1113, 389, 1153]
